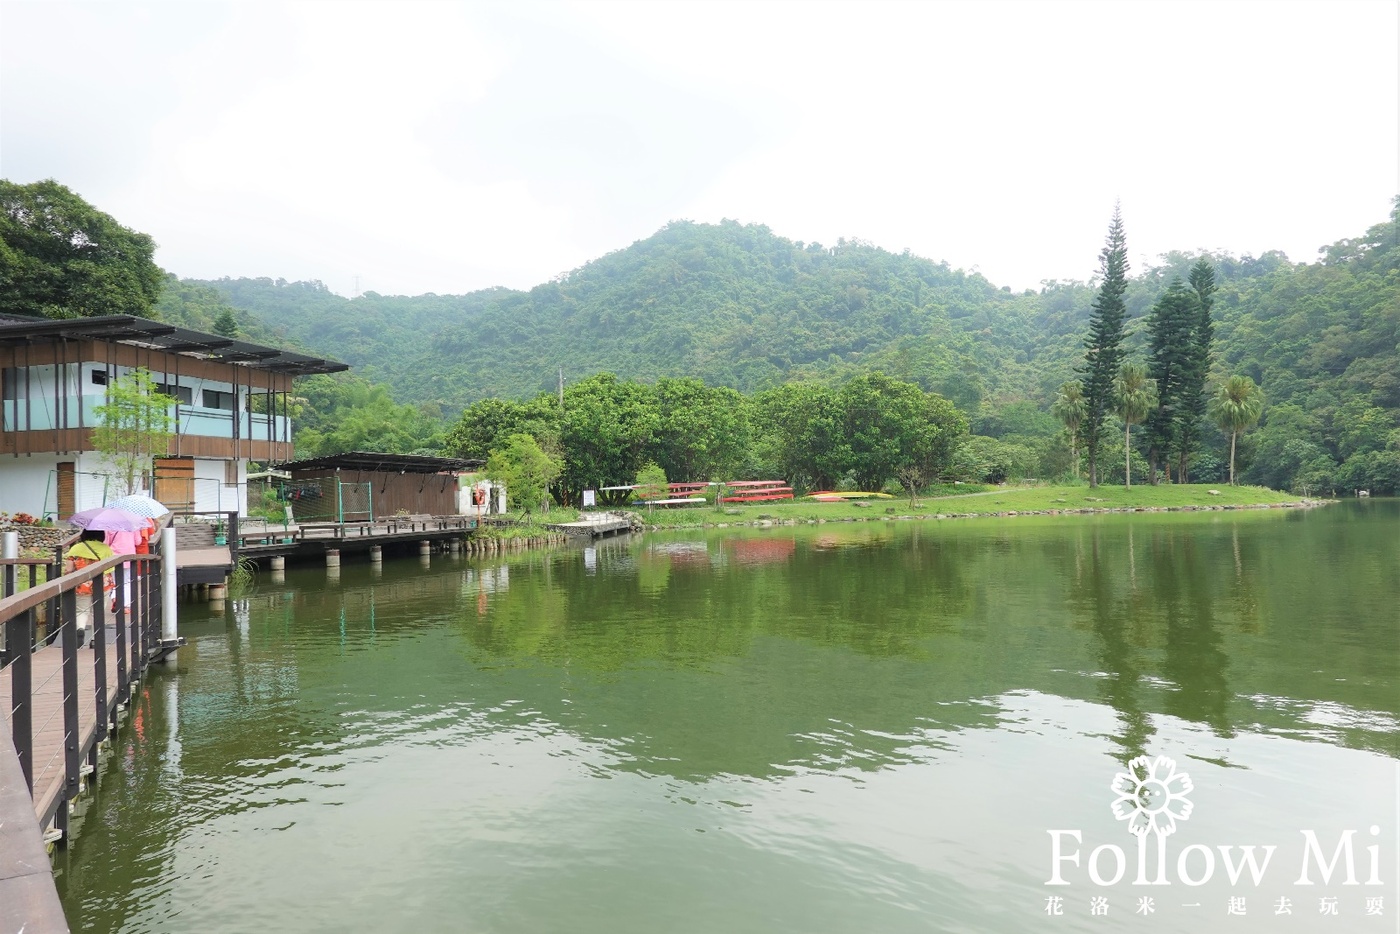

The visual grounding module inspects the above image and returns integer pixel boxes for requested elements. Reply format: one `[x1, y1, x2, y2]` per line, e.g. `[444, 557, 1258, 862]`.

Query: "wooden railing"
[1, 547, 166, 836]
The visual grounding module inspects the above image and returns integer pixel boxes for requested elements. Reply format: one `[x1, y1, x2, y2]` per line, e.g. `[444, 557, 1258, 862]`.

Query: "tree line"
[447, 372, 968, 510]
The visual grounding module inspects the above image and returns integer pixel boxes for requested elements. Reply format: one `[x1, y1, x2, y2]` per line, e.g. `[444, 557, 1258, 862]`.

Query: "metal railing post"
[45, 556, 60, 646]
[93, 580, 109, 747]
[6, 608, 33, 793]
[134, 563, 146, 676]
[58, 588, 80, 844]
[114, 563, 129, 703]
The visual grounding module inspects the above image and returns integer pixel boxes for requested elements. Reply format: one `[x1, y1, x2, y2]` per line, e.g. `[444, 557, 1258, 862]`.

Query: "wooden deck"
[546, 516, 637, 539]
[1, 631, 122, 827]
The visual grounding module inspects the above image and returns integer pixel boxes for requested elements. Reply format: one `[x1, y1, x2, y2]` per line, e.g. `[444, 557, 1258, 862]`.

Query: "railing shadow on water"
[0, 528, 175, 932]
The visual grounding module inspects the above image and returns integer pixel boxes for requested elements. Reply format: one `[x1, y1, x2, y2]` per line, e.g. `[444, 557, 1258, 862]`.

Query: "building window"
[156, 382, 194, 406]
[90, 369, 108, 386]
[202, 388, 235, 411]
[1, 367, 19, 401]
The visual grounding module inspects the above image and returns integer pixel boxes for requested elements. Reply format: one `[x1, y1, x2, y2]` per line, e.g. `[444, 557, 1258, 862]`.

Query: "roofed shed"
[272, 452, 483, 521]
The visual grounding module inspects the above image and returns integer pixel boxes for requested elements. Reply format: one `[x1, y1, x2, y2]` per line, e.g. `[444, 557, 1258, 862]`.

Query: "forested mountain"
[193, 207, 1400, 492]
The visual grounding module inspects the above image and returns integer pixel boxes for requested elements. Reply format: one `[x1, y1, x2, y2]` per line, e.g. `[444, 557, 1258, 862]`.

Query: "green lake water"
[55, 501, 1399, 932]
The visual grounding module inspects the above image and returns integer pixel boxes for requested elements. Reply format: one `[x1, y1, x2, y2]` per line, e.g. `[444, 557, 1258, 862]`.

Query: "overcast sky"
[2, 1, 1396, 297]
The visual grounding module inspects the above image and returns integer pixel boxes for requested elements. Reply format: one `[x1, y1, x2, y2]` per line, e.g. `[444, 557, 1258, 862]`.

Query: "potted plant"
[213, 519, 227, 546]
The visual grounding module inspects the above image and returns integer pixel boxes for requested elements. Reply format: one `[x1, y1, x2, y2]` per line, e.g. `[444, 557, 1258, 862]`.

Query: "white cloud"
[1, 0, 1394, 295]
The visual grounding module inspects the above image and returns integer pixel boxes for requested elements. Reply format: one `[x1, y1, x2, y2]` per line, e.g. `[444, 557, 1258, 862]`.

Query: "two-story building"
[0, 313, 346, 518]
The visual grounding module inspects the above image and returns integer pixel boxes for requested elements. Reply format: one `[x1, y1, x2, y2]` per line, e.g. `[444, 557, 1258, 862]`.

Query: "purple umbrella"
[67, 507, 151, 532]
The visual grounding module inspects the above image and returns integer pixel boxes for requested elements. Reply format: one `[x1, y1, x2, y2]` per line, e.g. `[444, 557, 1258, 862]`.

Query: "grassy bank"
[594, 483, 1315, 531]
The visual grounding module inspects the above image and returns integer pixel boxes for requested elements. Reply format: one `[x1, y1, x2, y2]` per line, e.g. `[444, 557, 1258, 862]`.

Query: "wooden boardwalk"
[546, 515, 637, 539]
[2, 630, 123, 827]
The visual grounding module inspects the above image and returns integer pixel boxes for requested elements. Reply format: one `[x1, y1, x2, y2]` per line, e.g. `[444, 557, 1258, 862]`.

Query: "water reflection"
[54, 503, 1400, 934]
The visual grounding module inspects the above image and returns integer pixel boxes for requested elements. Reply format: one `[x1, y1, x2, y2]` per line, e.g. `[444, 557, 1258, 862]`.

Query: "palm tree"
[1209, 375, 1264, 484]
[1052, 381, 1087, 480]
[1114, 363, 1156, 488]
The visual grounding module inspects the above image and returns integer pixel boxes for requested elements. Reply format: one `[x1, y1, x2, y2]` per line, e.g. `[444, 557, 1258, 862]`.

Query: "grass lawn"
[499, 483, 1313, 533]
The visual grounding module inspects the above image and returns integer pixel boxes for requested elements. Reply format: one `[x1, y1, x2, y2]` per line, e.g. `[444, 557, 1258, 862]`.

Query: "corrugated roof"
[0, 313, 348, 375]
[272, 452, 484, 474]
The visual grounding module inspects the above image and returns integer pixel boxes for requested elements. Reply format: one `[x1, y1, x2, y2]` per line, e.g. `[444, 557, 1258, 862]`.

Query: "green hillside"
[194, 207, 1400, 492]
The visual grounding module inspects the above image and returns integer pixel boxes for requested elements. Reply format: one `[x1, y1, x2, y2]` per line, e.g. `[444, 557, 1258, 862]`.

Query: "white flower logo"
[1110, 755, 1194, 837]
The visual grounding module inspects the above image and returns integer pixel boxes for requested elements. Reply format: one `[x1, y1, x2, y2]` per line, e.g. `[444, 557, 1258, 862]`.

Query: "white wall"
[192, 458, 247, 515]
[0, 457, 63, 518]
[0, 453, 121, 518]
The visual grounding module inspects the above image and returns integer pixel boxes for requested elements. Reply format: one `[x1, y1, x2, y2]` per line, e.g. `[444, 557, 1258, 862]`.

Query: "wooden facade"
[0, 336, 295, 461]
[288, 468, 460, 520]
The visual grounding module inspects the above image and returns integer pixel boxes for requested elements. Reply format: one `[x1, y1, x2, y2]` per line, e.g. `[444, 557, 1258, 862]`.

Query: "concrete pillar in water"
[370, 546, 383, 563]
[270, 556, 286, 571]
[209, 581, 227, 616]
[449, 539, 461, 554]
[161, 526, 179, 663]
[326, 549, 341, 568]
[419, 541, 431, 557]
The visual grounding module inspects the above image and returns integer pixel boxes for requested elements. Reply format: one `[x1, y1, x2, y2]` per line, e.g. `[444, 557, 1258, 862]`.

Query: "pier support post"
[370, 546, 383, 563]
[270, 556, 286, 571]
[449, 539, 461, 555]
[209, 582, 226, 616]
[161, 527, 178, 664]
[326, 549, 341, 568]
[419, 541, 431, 557]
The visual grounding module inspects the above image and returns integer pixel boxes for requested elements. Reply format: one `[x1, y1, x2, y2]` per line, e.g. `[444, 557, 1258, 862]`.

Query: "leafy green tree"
[0, 179, 163, 319]
[92, 368, 175, 497]
[213, 308, 239, 337]
[559, 373, 660, 504]
[1078, 206, 1130, 487]
[446, 395, 560, 460]
[1051, 381, 1087, 480]
[750, 381, 846, 491]
[293, 374, 439, 457]
[1209, 375, 1264, 484]
[634, 462, 669, 502]
[486, 434, 561, 516]
[1114, 362, 1157, 488]
[834, 369, 957, 492]
[649, 377, 748, 481]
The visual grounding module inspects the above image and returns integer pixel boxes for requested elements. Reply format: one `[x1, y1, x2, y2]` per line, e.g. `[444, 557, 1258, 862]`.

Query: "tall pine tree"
[1174, 259, 1216, 481]
[1078, 206, 1130, 487]
[1144, 278, 1198, 483]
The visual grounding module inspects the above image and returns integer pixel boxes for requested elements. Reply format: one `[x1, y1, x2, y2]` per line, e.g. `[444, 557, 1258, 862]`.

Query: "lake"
[55, 501, 1398, 933]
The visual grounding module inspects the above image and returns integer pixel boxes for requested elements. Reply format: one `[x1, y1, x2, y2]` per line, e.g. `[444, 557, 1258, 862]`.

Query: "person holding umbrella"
[65, 529, 114, 643]
[66, 507, 152, 625]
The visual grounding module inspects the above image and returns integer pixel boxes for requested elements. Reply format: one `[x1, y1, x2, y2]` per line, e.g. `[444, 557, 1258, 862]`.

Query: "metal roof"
[272, 452, 485, 474]
[0, 313, 348, 375]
